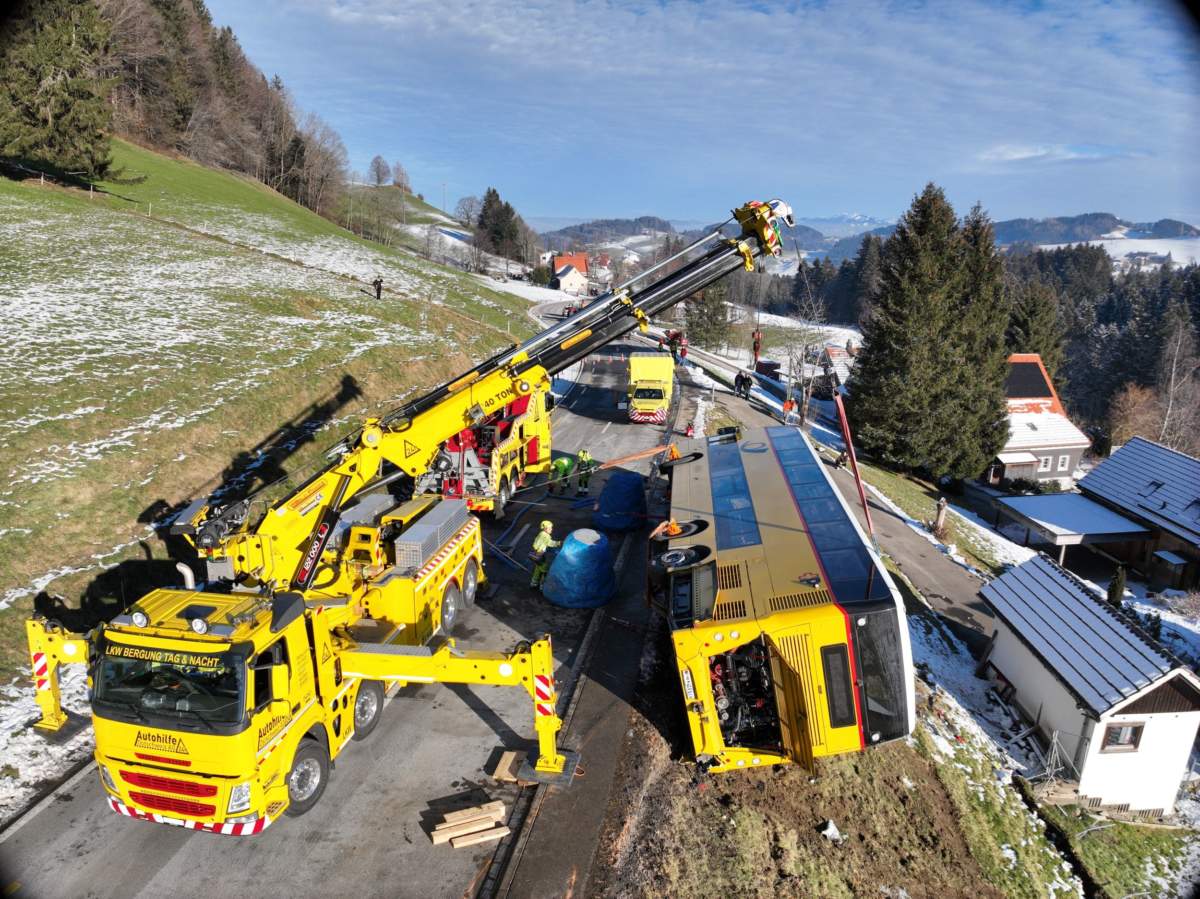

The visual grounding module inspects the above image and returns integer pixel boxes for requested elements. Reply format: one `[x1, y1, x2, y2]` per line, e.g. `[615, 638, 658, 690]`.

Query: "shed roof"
[1077, 437, 1200, 548]
[996, 493, 1149, 544]
[980, 555, 1173, 716]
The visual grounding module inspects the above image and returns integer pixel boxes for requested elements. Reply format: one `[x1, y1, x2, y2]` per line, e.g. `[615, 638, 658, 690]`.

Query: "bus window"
[820, 644, 857, 729]
[854, 610, 909, 742]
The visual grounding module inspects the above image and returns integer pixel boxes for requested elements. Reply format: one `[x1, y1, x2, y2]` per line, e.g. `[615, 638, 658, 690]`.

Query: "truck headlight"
[227, 781, 252, 815]
[98, 765, 117, 794]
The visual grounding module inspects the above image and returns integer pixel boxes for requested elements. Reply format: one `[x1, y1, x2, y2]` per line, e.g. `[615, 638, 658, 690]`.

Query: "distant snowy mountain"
[793, 213, 894, 238]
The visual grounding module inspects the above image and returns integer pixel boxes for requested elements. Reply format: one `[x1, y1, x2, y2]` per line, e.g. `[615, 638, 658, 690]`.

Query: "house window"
[1101, 723, 1144, 752]
[1038, 456, 1052, 473]
[1057, 454, 1070, 472]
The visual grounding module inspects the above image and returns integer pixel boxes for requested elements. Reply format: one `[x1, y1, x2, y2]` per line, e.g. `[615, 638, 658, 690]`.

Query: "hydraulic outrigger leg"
[339, 634, 580, 786]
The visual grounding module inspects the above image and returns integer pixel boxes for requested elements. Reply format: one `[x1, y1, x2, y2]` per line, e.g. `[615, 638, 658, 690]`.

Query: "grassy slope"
[0, 138, 535, 681]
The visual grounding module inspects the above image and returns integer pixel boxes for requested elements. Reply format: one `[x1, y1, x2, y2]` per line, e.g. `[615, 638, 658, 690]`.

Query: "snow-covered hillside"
[1043, 236, 1200, 270]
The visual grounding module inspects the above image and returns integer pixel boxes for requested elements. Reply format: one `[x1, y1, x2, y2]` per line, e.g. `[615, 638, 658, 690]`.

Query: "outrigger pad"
[516, 750, 581, 788]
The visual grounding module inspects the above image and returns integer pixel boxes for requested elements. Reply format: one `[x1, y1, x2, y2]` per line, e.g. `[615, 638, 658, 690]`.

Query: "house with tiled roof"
[984, 353, 1091, 487]
[979, 555, 1200, 817]
[1077, 437, 1200, 588]
[552, 252, 590, 296]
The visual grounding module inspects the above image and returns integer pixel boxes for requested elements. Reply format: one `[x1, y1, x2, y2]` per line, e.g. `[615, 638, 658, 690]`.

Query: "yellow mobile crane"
[26, 199, 795, 835]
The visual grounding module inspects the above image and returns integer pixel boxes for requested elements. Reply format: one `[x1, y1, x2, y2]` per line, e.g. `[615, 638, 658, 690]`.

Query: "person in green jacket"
[575, 448, 595, 496]
[550, 455, 575, 495]
[529, 520, 560, 589]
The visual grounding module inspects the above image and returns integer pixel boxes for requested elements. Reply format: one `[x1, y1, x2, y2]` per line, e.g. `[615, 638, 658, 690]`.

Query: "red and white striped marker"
[534, 675, 554, 717]
[107, 797, 272, 836]
[32, 652, 49, 691]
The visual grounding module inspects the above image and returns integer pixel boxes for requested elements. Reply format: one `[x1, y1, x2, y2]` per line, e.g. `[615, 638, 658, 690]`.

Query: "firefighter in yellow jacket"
[529, 520, 561, 589]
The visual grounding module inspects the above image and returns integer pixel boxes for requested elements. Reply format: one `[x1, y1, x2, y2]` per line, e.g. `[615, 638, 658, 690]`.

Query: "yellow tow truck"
[25, 198, 796, 834]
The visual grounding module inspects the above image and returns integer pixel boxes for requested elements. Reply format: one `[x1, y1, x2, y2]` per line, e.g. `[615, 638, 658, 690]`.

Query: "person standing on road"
[575, 449, 595, 496]
[372, 276, 383, 300]
[529, 520, 560, 589]
[550, 454, 575, 494]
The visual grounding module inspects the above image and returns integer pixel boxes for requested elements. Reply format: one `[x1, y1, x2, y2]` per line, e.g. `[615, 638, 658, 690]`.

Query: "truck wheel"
[351, 681, 385, 742]
[440, 582, 463, 634]
[462, 559, 479, 607]
[284, 741, 329, 817]
[493, 478, 509, 520]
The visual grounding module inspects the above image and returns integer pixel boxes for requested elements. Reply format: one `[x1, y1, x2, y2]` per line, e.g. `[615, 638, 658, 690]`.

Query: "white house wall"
[1077, 709, 1200, 812]
[989, 624, 1090, 765]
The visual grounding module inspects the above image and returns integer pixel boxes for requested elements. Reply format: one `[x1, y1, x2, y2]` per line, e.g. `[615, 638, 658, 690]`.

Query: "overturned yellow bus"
[649, 425, 915, 773]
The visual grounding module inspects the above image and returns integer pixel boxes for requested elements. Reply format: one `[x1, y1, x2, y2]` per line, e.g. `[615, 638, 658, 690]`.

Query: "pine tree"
[940, 204, 1010, 478]
[476, 187, 503, 250]
[845, 184, 964, 473]
[686, 282, 730, 350]
[0, 0, 113, 177]
[1006, 280, 1065, 379]
[851, 234, 883, 325]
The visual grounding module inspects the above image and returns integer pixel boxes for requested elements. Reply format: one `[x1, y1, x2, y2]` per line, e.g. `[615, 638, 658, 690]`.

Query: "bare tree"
[392, 161, 411, 193]
[300, 113, 348, 217]
[787, 259, 829, 424]
[368, 155, 391, 187]
[454, 195, 482, 227]
[1156, 305, 1200, 453]
[467, 229, 490, 273]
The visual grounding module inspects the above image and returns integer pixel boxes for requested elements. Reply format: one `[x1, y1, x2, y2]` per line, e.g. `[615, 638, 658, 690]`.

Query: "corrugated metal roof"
[1078, 437, 1200, 547]
[1004, 412, 1091, 451]
[980, 555, 1173, 716]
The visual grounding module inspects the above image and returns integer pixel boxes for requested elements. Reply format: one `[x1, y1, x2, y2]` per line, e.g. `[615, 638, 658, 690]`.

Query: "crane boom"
[176, 199, 795, 592]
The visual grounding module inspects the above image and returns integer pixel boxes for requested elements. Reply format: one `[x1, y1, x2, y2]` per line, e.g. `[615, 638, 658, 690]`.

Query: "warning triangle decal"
[404, 440, 419, 458]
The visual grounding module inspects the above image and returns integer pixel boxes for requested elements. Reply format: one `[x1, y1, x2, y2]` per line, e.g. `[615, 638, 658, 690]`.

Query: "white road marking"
[0, 760, 97, 844]
[601, 422, 611, 434]
[507, 523, 531, 551]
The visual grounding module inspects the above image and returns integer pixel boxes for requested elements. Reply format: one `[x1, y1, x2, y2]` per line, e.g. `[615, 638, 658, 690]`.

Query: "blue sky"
[206, 0, 1200, 227]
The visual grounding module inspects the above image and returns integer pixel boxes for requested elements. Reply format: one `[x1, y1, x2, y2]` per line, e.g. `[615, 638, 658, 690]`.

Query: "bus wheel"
[493, 478, 509, 520]
[462, 559, 479, 607]
[440, 582, 463, 634]
[284, 741, 329, 816]
[351, 681, 385, 742]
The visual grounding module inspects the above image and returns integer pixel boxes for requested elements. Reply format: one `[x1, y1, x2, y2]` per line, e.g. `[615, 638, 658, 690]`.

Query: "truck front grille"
[121, 770, 217, 797]
[127, 791, 216, 817]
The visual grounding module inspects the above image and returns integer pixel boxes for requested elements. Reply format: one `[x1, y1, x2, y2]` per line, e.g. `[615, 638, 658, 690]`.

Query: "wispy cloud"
[978, 144, 1147, 164]
[208, 0, 1200, 223]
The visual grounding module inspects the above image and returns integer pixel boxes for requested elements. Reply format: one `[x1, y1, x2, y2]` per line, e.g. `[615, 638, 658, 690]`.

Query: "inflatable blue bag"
[542, 528, 616, 608]
[592, 469, 645, 532]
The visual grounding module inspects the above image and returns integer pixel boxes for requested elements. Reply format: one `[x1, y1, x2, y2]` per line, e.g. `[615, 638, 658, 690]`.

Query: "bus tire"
[284, 740, 329, 817]
[351, 681, 385, 742]
[440, 582, 463, 634]
[462, 559, 479, 607]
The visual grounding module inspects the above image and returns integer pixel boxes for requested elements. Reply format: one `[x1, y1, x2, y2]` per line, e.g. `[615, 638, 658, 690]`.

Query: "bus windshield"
[95, 645, 245, 724]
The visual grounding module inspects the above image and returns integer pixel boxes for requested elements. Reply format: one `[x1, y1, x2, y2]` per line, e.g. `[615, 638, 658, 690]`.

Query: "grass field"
[0, 139, 538, 686]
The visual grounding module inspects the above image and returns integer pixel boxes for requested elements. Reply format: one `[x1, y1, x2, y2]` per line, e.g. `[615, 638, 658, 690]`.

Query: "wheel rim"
[443, 591, 458, 631]
[289, 758, 322, 802]
[354, 687, 379, 729]
[464, 564, 478, 603]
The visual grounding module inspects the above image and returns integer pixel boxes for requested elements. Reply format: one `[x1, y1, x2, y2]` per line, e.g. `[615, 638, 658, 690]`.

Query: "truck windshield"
[95, 645, 245, 725]
[633, 387, 664, 399]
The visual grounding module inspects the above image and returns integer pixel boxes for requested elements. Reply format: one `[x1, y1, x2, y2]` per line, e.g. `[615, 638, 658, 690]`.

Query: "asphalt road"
[0, 312, 669, 899]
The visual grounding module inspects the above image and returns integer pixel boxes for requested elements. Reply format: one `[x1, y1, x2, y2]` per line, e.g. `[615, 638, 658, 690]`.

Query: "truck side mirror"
[270, 664, 289, 702]
[545, 394, 555, 412]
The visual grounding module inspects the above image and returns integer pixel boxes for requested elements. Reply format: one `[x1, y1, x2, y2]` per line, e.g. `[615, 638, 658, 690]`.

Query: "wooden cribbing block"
[430, 816, 502, 845]
[434, 809, 503, 832]
[450, 825, 510, 848]
[490, 751, 536, 785]
[441, 800, 504, 825]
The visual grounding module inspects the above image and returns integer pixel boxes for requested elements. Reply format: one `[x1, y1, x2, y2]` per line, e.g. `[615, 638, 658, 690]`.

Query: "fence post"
[148, 202, 152, 217]
[40, 172, 44, 186]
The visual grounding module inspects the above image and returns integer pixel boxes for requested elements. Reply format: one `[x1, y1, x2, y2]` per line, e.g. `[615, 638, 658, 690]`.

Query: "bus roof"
[666, 426, 893, 621]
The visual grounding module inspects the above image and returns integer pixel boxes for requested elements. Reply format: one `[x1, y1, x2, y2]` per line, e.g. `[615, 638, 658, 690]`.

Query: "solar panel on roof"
[707, 439, 762, 551]
[1005, 361, 1053, 399]
[766, 427, 891, 606]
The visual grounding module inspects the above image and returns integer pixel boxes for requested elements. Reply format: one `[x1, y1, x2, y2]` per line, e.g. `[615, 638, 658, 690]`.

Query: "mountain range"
[543, 212, 1200, 266]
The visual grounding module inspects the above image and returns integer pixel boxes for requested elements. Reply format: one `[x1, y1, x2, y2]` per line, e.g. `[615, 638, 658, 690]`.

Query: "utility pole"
[441, 182, 446, 213]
